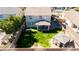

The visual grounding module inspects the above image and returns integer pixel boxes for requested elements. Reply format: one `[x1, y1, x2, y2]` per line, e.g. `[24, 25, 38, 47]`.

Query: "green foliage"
[16, 30, 37, 48]
[0, 15, 22, 34]
[33, 31, 51, 48]
[16, 28, 62, 48]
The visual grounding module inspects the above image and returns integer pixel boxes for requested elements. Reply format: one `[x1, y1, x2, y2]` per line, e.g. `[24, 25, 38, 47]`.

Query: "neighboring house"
[0, 7, 21, 48]
[51, 7, 66, 21]
[25, 7, 51, 31]
[51, 7, 73, 19]
[64, 10, 79, 48]
[0, 7, 21, 20]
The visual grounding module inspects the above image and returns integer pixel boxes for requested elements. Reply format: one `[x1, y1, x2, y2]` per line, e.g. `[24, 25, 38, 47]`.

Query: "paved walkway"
[0, 32, 6, 45]
[50, 39, 60, 48]
[31, 43, 44, 48]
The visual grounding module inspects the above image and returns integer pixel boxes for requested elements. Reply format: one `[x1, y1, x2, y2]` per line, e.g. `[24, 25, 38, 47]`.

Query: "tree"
[0, 16, 22, 34]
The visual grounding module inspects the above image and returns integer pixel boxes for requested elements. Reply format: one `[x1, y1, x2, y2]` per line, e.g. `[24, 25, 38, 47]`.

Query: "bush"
[16, 29, 38, 48]
[0, 15, 22, 34]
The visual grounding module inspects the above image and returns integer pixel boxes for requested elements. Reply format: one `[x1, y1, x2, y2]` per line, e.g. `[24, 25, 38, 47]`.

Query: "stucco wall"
[26, 16, 51, 27]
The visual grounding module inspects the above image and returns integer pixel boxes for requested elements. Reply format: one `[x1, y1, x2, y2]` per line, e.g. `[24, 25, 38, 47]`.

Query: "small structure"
[35, 21, 50, 31]
[53, 32, 74, 48]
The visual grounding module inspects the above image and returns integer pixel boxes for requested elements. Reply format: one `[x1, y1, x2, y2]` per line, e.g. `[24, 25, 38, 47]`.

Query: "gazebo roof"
[35, 21, 50, 26]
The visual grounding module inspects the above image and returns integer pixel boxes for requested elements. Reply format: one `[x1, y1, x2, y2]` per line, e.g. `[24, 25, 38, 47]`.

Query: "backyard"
[16, 28, 63, 48]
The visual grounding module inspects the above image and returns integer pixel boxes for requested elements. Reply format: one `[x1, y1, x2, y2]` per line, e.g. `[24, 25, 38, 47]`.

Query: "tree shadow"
[42, 28, 62, 33]
[16, 30, 38, 48]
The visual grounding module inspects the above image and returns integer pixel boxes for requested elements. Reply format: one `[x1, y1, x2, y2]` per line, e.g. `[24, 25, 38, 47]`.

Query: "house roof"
[35, 21, 50, 26]
[65, 10, 79, 27]
[25, 7, 51, 16]
[0, 7, 21, 15]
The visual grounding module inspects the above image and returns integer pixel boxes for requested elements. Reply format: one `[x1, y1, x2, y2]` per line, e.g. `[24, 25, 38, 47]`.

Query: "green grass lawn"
[16, 28, 63, 48]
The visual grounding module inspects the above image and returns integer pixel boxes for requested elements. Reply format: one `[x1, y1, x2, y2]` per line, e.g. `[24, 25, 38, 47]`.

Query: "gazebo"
[35, 21, 50, 31]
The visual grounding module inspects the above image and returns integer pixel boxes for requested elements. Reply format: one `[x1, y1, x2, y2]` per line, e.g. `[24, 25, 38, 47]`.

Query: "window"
[72, 24, 77, 28]
[51, 7, 54, 12]
[55, 7, 61, 10]
[77, 28, 79, 33]
[43, 16, 48, 20]
[72, 24, 78, 33]
[0, 15, 3, 18]
[66, 20, 73, 27]
[28, 21, 33, 26]
[29, 16, 32, 19]
[55, 7, 65, 10]
[39, 16, 42, 19]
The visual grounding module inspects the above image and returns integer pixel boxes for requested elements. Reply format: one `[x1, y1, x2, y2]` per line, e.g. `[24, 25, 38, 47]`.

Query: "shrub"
[0, 15, 22, 34]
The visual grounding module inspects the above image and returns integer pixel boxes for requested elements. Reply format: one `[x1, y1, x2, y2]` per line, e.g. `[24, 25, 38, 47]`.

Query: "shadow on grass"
[16, 30, 38, 48]
[43, 28, 62, 33]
